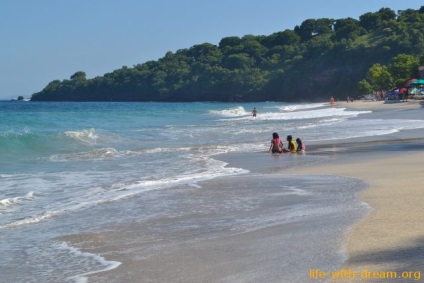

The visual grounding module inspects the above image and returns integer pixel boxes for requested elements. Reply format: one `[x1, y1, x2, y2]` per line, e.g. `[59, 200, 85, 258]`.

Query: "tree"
[262, 30, 300, 48]
[366, 64, 393, 90]
[70, 71, 87, 81]
[390, 54, 419, 81]
[294, 19, 316, 41]
[223, 53, 255, 69]
[397, 9, 422, 23]
[419, 55, 424, 66]
[31, 6, 424, 102]
[359, 12, 381, 31]
[240, 38, 266, 61]
[333, 18, 363, 40]
[357, 79, 374, 94]
[218, 36, 242, 48]
[295, 18, 334, 41]
[377, 8, 396, 21]
[187, 43, 222, 65]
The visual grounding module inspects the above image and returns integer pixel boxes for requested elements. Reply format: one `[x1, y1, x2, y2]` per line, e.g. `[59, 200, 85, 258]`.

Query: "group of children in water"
[251, 107, 305, 154]
[268, 133, 305, 154]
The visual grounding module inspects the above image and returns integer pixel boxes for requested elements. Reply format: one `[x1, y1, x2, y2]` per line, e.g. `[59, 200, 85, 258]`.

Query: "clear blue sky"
[0, 0, 421, 100]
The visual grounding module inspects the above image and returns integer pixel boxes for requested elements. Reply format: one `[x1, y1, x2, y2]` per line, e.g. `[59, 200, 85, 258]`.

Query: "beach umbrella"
[405, 78, 417, 86]
[409, 79, 424, 86]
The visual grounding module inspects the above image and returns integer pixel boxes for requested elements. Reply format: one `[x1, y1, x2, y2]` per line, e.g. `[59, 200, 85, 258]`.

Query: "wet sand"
[335, 99, 424, 111]
[64, 100, 424, 283]
[293, 152, 424, 282]
[292, 100, 424, 282]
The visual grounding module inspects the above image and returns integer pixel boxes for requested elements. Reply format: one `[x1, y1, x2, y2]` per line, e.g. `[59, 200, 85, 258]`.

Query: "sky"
[0, 0, 421, 100]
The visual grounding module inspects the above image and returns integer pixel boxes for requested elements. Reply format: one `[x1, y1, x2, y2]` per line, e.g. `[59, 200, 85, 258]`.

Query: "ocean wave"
[48, 148, 119, 161]
[0, 128, 33, 138]
[60, 241, 121, 283]
[297, 118, 346, 129]
[141, 143, 265, 156]
[62, 128, 124, 146]
[222, 107, 371, 122]
[0, 130, 49, 153]
[23, 241, 121, 283]
[209, 106, 249, 117]
[64, 129, 99, 144]
[0, 155, 248, 229]
[0, 191, 34, 209]
[309, 118, 424, 141]
[0, 210, 59, 229]
[279, 103, 326, 112]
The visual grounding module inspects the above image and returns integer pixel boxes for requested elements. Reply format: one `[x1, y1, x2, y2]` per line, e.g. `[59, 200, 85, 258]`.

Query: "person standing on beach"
[268, 132, 283, 154]
[330, 96, 334, 108]
[252, 107, 258, 117]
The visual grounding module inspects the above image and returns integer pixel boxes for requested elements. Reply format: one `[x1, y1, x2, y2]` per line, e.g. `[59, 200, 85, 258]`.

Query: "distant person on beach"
[268, 132, 283, 154]
[296, 138, 305, 153]
[283, 135, 297, 153]
[330, 96, 334, 108]
[252, 107, 258, 117]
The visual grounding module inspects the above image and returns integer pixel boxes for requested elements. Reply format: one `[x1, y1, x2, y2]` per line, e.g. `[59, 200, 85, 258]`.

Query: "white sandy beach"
[63, 100, 424, 283]
[335, 99, 423, 110]
[294, 100, 424, 282]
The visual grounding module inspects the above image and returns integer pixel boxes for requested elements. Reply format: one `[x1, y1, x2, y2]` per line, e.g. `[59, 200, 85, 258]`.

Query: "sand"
[293, 152, 424, 282]
[66, 99, 424, 283]
[334, 99, 423, 111]
[291, 100, 424, 282]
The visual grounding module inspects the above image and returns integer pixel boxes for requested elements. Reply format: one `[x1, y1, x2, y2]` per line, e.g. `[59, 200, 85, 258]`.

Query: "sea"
[1, 101, 424, 282]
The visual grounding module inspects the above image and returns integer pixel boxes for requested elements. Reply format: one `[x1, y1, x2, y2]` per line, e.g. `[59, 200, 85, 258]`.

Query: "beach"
[2, 100, 424, 282]
[57, 100, 424, 283]
[297, 100, 424, 282]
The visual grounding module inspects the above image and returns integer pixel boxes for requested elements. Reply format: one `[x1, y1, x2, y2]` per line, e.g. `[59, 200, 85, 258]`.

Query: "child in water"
[296, 138, 305, 152]
[268, 132, 283, 153]
[283, 135, 297, 153]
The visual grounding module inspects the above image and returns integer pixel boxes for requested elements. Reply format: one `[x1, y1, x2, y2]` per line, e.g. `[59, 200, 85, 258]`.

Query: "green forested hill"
[31, 7, 424, 102]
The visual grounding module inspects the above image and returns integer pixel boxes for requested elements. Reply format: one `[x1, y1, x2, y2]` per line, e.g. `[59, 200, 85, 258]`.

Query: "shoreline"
[293, 100, 424, 281]
[292, 151, 424, 282]
[334, 99, 424, 110]
[63, 100, 424, 282]
[216, 100, 424, 282]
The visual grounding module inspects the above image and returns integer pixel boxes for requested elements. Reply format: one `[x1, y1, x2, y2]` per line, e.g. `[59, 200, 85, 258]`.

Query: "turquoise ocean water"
[2, 101, 424, 282]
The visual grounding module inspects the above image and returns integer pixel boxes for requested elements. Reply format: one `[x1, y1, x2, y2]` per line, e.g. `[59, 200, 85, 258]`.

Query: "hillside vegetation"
[31, 7, 424, 102]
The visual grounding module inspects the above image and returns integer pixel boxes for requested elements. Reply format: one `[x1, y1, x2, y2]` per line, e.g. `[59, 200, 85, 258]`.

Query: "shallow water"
[1, 101, 423, 282]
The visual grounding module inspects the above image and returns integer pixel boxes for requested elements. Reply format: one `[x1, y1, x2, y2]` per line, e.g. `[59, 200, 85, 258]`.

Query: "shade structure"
[409, 79, 424, 85]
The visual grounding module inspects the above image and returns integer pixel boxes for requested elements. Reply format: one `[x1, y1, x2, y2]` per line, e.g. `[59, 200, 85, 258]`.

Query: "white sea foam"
[64, 129, 99, 144]
[0, 210, 59, 228]
[22, 241, 121, 283]
[310, 118, 424, 141]
[55, 241, 121, 283]
[49, 148, 119, 161]
[222, 107, 371, 122]
[279, 103, 326, 112]
[0, 128, 33, 138]
[0, 156, 248, 229]
[0, 191, 34, 209]
[209, 106, 249, 117]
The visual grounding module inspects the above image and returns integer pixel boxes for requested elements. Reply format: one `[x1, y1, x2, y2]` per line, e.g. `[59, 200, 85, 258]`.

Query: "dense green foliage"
[32, 7, 424, 102]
